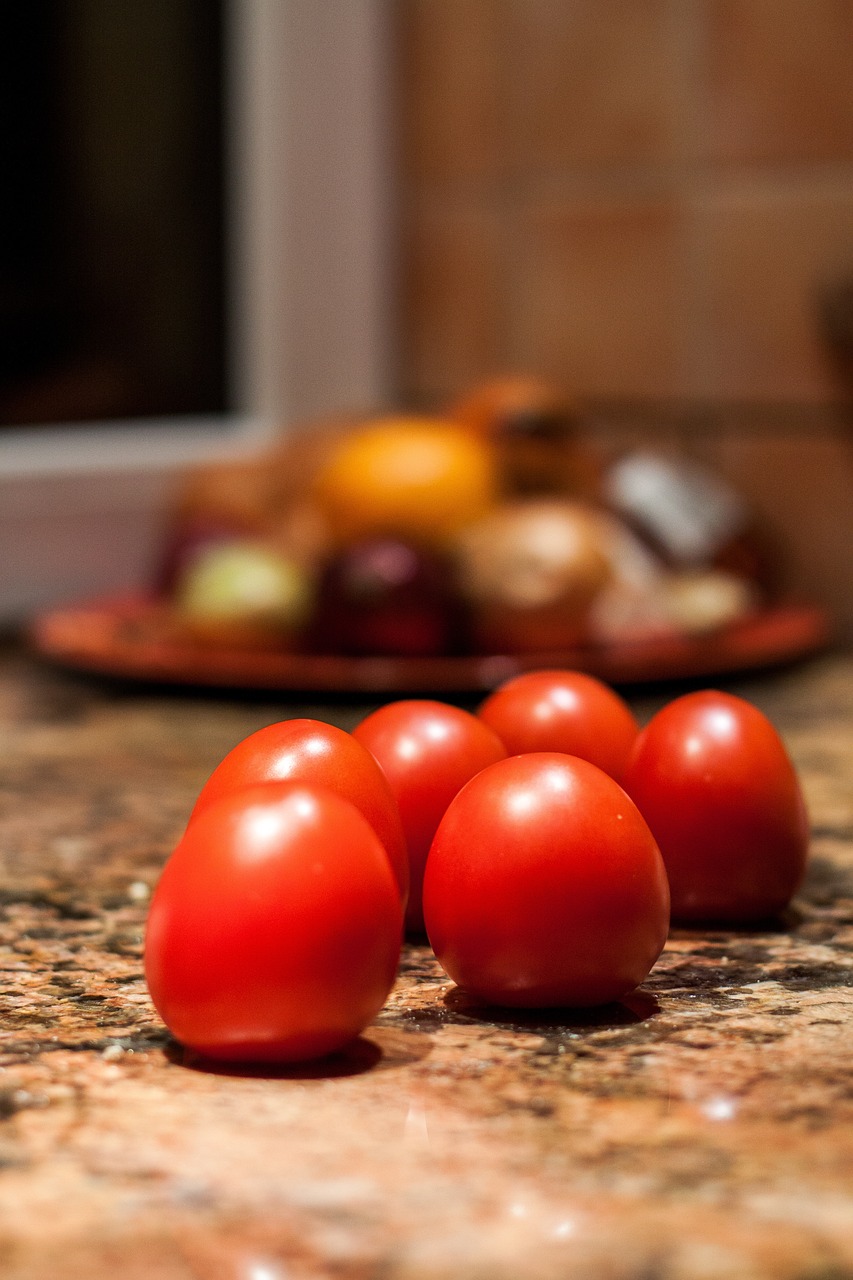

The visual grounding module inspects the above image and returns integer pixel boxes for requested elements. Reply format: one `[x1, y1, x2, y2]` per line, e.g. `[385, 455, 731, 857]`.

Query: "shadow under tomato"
[441, 985, 660, 1032]
[666, 902, 803, 940]
[163, 1033, 384, 1080]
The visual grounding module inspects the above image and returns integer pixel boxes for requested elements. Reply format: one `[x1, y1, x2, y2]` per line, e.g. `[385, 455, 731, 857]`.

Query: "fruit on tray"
[311, 537, 462, 658]
[452, 499, 613, 652]
[449, 373, 598, 498]
[173, 540, 315, 649]
[154, 381, 767, 656]
[602, 449, 776, 590]
[311, 416, 498, 544]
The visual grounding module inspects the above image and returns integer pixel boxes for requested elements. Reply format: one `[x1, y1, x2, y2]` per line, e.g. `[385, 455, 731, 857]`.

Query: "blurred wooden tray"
[28, 595, 832, 695]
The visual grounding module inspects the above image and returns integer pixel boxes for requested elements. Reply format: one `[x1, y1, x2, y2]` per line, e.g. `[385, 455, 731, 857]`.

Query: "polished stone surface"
[0, 645, 851, 1277]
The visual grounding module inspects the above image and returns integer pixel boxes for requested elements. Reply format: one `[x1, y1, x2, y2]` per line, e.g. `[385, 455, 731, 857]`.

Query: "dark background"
[0, 0, 228, 428]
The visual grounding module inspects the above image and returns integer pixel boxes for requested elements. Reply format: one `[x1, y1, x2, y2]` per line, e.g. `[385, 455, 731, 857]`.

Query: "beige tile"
[580, 405, 703, 470]
[398, 204, 506, 407]
[701, 186, 853, 402]
[701, 429, 853, 636]
[513, 195, 690, 400]
[706, 0, 853, 163]
[505, 0, 688, 171]
[395, 0, 504, 188]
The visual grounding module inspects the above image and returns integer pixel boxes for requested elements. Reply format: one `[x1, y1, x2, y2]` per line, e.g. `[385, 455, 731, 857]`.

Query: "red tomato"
[422, 753, 670, 1008]
[189, 719, 408, 903]
[145, 782, 403, 1062]
[623, 690, 809, 923]
[477, 669, 639, 782]
[353, 700, 507, 934]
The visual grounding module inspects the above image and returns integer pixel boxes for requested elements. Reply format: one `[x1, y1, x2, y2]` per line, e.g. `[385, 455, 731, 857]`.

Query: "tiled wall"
[395, 0, 853, 407]
[394, 0, 853, 634]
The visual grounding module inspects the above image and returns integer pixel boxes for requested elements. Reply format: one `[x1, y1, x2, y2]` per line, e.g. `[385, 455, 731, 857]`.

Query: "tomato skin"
[477, 669, 639, 782]
[422, 753, 670, 1008]
[622, 690, 809, 923]
[189, 719, 408, 904]
[353, 700, 507, 935]
[145, 782, 402, 1062]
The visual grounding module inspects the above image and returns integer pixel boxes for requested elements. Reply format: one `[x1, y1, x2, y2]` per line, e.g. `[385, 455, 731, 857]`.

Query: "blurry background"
[2, 0, 853, 634]
[393, 0, 853, 634]
[396, 0, 853, 408]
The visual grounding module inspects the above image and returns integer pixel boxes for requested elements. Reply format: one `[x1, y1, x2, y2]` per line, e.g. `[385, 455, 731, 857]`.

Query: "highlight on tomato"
[422, 752, 670, 1008]
[189, 718, 408, 904]
[477, 668, 639, 782]
[623, 689, 809, 923]
[354, 699, 507, 935]
[145, 781, 403, 1063]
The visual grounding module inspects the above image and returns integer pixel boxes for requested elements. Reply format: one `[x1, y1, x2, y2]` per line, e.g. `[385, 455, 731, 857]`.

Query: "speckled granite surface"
[0, 645, 851, 1278]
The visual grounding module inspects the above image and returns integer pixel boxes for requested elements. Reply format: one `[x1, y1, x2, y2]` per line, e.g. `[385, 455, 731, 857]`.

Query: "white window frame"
[0, 0, 394, 622]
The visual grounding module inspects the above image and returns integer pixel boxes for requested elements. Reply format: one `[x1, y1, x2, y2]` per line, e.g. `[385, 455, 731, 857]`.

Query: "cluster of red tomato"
[144, 672, 809, 1065]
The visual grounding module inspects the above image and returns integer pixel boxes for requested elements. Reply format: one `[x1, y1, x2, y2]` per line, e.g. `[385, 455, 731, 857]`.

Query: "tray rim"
[27, 594, 833, 695]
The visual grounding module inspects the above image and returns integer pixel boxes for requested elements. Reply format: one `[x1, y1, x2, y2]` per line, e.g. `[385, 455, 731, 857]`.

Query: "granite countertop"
[0, 643, 851, 1278]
